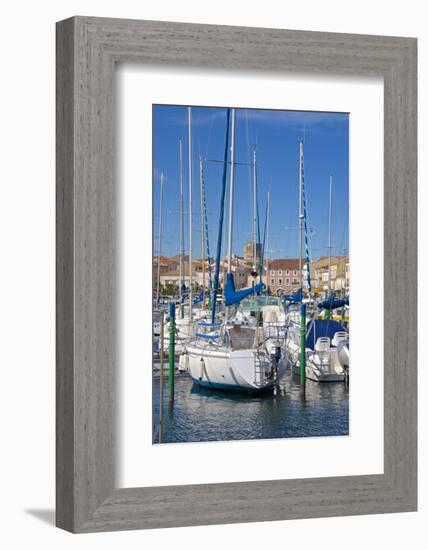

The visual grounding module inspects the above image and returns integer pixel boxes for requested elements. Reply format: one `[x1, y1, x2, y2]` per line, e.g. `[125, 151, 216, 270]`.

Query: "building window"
[286, 269, 289, 275]
[294, 270, 297, 275]
[278, 278, 282, 285]
[270, 270, 275, 276]
[286, 278, 290, 285]
[293, 278, 298, 283]
[278, 270, 282, 276]
[270, 279, 275, 286]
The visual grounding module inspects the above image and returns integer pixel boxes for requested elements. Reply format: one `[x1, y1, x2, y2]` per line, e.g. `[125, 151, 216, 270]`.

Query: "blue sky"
[153, 105, 349, 261]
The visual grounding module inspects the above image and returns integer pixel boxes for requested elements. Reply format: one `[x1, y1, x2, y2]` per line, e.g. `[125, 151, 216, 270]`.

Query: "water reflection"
[153, 368, 349, 444]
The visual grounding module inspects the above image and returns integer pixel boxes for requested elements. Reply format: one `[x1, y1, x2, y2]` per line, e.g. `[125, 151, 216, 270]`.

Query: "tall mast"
[328, 175, 333, 294]
[156, 172, 164, 303]
[298, 140, 304, 290]
[227, 108, 236, 273]
[253, 147, 257, 271]
[266, 191, 270, 295]
[211, 108, 231, 324]
[188, 107, 193, 321]
[199, 156, 206, 300]
[179, 139, 184, 312]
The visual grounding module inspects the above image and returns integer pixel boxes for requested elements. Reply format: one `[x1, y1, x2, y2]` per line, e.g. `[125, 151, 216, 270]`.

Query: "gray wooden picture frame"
[56, 16, 417, 533]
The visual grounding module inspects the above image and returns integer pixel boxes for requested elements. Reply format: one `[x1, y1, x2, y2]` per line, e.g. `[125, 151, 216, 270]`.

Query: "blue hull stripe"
[190, 376, 274, 394]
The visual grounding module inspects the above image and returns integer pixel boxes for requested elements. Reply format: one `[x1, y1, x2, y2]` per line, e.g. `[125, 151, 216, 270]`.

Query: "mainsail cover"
[224, 272, 263, 306]
[193, 288, 204, 305]
[318, 294, 347, 310]
[283, 287, 303, 303]
[180, 283, 186, 303]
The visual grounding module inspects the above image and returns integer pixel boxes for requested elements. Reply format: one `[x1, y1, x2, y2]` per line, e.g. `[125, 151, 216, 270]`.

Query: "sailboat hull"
[186, 344, 286, 393]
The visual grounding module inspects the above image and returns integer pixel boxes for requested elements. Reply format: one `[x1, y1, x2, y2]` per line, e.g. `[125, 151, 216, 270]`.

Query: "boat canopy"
[306, 320, 346, 350]
[224, 272, 263, 306]
[318, 294, 347, 310]
[283, 287, 302, 303]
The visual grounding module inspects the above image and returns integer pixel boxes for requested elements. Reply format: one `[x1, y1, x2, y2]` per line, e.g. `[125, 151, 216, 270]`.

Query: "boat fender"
[178, 353, 189, 372]
[199, 357, 205, 381]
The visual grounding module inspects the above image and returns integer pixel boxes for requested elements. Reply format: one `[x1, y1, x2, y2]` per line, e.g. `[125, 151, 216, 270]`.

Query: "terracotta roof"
[169, 254, 190, 262]
[268, 258, 300, 270]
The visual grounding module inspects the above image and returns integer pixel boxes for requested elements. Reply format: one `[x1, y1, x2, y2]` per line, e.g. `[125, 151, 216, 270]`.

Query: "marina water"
[153, 366, 349, 444]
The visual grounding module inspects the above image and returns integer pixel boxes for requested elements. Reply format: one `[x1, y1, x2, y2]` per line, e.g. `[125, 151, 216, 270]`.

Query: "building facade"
[266, 258, 302, 296]
[159, 256, 249, 291]
[310, 256, 349, 293]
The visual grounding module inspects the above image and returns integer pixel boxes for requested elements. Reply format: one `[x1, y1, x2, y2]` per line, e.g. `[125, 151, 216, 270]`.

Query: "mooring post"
[300, 302, 306, 397]
[168, 302, 175, 407]
[159, 310, 164, 443]
[341, 305, 345, 322]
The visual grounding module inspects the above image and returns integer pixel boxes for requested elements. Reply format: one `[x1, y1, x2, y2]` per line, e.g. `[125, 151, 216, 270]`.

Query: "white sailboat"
[186, 108, 286, 392]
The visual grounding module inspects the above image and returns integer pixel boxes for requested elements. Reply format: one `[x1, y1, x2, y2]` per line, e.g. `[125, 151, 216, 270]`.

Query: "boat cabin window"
[227, 325, 256, 351]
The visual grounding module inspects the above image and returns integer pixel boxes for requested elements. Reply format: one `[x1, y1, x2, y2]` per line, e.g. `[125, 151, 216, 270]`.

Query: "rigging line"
[201, 162, 213, 293]
[244, 109, 253, 242]
[211, 108, 231, 323]
[203, 108, 216, 160]
[261, 197, 268, 270]
[256, 165, 263, 279]
[301, 146, 312, 293]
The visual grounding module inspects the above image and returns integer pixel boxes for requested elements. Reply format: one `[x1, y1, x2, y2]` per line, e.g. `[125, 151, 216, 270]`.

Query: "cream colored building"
[310, 256, 349, 292]
[159, 255, 250, 290]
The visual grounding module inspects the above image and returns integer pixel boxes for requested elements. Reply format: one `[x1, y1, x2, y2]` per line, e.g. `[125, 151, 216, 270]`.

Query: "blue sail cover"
[318, 294, 347, 310]
[211, 108, 231, 323]
[306, 320, 346, 350]
[193, 288, 204, 305]
[283, 287, 303, 303]
[224, 272, 263, 306]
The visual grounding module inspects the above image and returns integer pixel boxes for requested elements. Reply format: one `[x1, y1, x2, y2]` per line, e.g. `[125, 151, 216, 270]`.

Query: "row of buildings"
[155, 243, 349, 296]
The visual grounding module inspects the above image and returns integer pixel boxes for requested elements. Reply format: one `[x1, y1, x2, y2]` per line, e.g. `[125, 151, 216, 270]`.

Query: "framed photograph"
[56, 16, 417, 532]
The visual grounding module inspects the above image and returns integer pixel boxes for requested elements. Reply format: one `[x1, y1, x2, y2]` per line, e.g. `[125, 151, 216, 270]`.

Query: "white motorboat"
[286, 317, 347, 382]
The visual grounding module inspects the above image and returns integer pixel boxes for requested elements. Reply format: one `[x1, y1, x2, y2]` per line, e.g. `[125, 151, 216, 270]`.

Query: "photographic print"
[152, 105, 349, 444]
